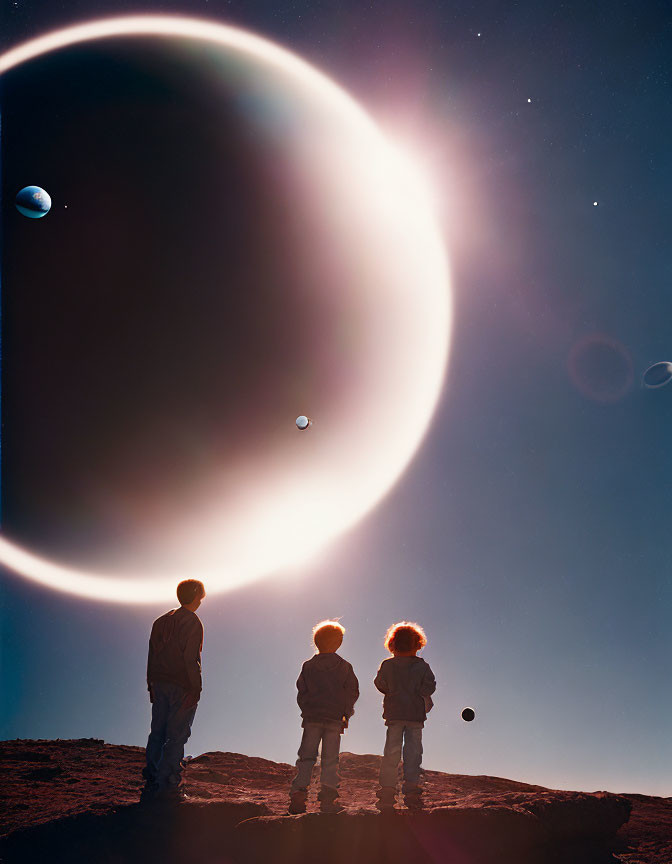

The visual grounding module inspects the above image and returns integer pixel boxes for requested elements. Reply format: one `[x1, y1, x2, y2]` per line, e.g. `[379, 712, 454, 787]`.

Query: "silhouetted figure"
[374, 621, 436, 810]
[288, 620, 359, 814]
[142, 579, 205, 801]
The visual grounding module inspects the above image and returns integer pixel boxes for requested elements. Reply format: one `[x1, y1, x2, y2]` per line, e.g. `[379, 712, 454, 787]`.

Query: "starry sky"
[1, 0, 671, 797]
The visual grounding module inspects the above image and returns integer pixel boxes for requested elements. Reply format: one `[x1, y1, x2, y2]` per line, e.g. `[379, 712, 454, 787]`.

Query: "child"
[143, 579, 205, 802]
[289, 620, 359, 814]
[374, 621, 436, 810]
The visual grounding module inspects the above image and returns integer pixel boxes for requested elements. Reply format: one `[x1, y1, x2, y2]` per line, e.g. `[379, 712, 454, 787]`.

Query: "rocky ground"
[0, 739, 669, 863]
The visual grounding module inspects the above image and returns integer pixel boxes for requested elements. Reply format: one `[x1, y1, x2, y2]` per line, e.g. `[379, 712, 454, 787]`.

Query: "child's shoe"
[318, 785, 344, 814]
[375, 786, 396, 811]
[139, 781, 159, 804]
[156, 784, 189, 803]
[402, 782, 423, 811]
[288, 788, 308, 815]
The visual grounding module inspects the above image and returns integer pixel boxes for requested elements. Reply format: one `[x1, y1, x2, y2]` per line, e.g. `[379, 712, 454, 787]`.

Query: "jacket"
[374, 656, 436, 722]
[147, 606, 203, 694]
[296, 653, 359, 726]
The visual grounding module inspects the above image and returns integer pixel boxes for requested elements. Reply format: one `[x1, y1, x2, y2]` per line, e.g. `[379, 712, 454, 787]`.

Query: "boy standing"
[143, 579, 205, 801]
[289, 620, 359, 814]
[374, 621, 436, 810]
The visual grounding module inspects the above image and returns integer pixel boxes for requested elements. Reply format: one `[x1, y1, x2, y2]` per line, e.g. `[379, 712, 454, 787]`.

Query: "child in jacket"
[289, 620, 359, 814]
[374, 621, 436, 810]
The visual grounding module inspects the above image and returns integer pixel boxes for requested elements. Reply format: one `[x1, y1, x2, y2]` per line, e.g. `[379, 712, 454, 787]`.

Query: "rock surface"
[0, 738, 666, 864]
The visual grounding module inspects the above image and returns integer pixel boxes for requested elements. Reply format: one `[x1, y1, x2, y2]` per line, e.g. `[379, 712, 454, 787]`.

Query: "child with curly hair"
[374, 621, 436, 810]
[288, 620, 359, 814]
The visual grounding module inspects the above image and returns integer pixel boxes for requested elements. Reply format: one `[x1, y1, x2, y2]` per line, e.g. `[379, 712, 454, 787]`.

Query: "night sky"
[2, 0, 671, 797]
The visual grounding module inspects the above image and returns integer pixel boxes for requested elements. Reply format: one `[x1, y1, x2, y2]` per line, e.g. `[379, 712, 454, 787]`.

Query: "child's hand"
[182, 690, 200, 710]
[341, 715, 349, 731]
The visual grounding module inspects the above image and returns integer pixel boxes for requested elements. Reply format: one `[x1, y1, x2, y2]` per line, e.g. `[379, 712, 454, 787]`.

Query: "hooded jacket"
[296, 653, 359, 726]
[146, 606, 203, 694]
[374, 656, 436, 723]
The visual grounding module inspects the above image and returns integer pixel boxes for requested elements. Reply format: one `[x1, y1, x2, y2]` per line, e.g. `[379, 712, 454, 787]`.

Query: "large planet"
[15, 185, 51, 218]
[0, 17, 450, 603]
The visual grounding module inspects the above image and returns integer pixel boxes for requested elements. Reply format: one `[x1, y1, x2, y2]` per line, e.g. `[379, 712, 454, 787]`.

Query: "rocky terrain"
[0, 738, 669, 863]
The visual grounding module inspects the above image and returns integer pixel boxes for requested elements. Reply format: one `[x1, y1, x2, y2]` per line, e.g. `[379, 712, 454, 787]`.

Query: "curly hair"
[384, 621, 427, 653]
[313, 620, 345, 652]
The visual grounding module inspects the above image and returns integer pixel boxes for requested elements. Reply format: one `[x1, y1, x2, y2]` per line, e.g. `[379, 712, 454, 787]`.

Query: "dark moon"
[0, 31, 448, 585]
[1, 39, 361, 570]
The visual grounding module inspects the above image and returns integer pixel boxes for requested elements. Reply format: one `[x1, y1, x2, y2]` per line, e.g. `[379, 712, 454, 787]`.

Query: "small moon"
[295, 415, 312, 430]
[16, 185, 51, 218]
[461, 707, 475, 722]
[642, 361, 672, 389]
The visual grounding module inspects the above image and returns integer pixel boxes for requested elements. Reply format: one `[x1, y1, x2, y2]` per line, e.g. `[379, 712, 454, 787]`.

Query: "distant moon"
[16, 185, 51, 218]
[461, 707, 475, 722]
[642, 361, 672, 389]
[296, 415, 312, 430]
[0, 16, 451, 604]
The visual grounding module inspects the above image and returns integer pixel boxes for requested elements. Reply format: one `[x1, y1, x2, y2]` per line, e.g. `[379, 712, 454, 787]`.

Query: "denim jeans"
[145, 680, 198, 789]
[379, 721, 423, 787]
[290, 722, 342, 792]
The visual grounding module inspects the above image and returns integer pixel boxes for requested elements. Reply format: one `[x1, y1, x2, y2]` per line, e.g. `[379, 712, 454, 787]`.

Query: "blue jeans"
[290, 722, 342, 792]
[379, 721, 423, 787]
[145, 681, 197, 789]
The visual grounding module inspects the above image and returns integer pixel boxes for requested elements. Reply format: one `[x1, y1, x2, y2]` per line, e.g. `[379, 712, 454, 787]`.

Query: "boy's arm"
[374, 662, 389, 694]
[146, 638, 154, 698]
[296, 664, 308, 711]
[343, 664, 359, 718]
[146, 621, 157, 698]
[183, 619, 204, 696]
[419, 662, 437, 697]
